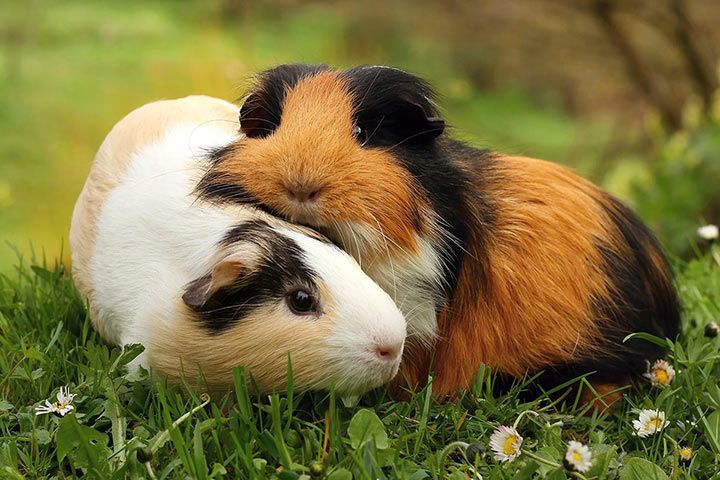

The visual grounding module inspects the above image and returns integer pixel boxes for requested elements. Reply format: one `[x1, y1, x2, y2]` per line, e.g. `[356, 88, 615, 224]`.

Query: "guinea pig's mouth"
[327, 349, 403, 396]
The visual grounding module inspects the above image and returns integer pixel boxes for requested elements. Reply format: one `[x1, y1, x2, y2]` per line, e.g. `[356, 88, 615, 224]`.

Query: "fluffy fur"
[69, 96, 407, 395]
[198, 65, 680, 398]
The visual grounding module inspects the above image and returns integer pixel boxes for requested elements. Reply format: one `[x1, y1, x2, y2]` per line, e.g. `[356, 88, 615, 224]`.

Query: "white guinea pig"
[69, 95, 407, 396]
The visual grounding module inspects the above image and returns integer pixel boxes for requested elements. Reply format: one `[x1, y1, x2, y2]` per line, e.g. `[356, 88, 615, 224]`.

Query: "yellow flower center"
[646, 418, 662, 430]
[653, 368, 669, 385]
[679, 447, 692, 460]
[572, 451, 582, 462]
[502, 435, 518, 455]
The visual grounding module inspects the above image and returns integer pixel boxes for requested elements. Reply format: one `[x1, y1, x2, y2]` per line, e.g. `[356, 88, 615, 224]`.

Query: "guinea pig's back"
[70, 96, 240, 341]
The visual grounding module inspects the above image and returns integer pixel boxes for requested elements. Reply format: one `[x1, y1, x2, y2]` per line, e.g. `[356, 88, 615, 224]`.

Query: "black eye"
[353, 124, 366, 143]
[286, 289, 318, 315]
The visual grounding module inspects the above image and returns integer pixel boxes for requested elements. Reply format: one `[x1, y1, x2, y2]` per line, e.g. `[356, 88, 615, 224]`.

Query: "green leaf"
[193, 421, 208, 480]
[588, 444, 617, 479]
[514, 461, 540, 480]
[347, 408, 388, 450]
[208, 463, 227, 478]
[327, 468, 353, 480]
[34, 429, 52, 446]
[56, 415, 111, 475]
[408, 470, 429, 480]
[0, 400, 13, 412]
[622, 332, 671, 349]
[535, 446, 562, 476]
[111, 343, 145, 371]
[701, 409, 720, 454]
[619, 458, 669, 480]
[31, 265, 56, 283]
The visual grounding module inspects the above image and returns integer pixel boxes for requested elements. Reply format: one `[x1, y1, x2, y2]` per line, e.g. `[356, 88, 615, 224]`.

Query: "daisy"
[679, 446, 692, 463]
[564, 440, 592, 473]
[632, 409, 669, 437]
[489, 425, 523, 462]
[644, 359, 675, 387]
[697, 224, 719, 241]
[34, 386, 76, 417]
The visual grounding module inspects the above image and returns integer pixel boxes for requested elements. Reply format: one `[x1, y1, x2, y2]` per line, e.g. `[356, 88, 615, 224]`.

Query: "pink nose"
[374, 342, 402, 361]
[285, 185, 321, 203]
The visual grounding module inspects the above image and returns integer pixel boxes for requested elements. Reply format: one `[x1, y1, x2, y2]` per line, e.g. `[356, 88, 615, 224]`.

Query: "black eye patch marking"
[239, 64, 329, 139]
[191, 220, 320, 332]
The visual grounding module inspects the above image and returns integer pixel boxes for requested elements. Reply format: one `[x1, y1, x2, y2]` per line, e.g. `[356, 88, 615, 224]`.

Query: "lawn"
[0, 247, 719, 479]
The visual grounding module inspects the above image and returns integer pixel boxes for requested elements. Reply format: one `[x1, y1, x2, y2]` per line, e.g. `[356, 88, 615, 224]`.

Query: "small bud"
[705, 322, 719, 338]
[465, 443, 485, 464]
[309, 461, 325, 477]
[136, 446, 153, 463]
[285, 430, 301, 448]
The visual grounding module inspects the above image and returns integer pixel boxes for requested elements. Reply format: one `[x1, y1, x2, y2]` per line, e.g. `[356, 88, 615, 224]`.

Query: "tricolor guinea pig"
[197, 64, 680, 398]
[69, 95, 406, 396]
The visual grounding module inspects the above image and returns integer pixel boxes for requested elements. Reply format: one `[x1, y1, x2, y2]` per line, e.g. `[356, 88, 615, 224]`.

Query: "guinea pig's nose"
[284, 183, 321, 203]
[374, 340, 403, 361]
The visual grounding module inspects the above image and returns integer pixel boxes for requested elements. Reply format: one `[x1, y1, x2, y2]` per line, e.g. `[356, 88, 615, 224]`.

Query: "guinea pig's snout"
[283, 181, 322, 204]
[372, 335, 404, 362]
[374, 342, 401, 361]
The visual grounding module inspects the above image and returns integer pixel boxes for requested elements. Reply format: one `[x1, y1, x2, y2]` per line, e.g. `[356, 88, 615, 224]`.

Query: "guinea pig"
[196, 64, 681, 399]
[69, 95, 407, 396]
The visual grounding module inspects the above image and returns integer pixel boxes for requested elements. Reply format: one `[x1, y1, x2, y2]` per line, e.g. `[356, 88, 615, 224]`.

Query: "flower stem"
[145, 461, 157, 479]
[521, 449, 561, 468]
[440, 441, 470, 462]
[512, 410, 540, 429]
[149, 393, 211, 453]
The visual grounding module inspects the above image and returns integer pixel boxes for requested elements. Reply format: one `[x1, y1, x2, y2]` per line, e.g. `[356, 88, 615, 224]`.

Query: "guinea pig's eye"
[286, 289, 318, 316]
[352, 124, 366, 144]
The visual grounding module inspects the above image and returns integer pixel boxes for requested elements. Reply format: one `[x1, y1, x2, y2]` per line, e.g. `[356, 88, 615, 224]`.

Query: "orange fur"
[215, 71, 427, 254]
[579, 382, 625, 412]
[398, 157, 639, 395]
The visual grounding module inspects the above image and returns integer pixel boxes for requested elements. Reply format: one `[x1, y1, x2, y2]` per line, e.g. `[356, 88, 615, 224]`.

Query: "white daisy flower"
[564, 440, 593, 473]
[632, 409, 669, 437]
[697, 224, 719, 240]
[489, 425, 523, 462]
[643, 359, 675, 387]
[34, 386, 76, 417]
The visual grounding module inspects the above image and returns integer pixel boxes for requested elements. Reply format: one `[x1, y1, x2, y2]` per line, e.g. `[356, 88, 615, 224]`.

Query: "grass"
[1, 247, 719, 479]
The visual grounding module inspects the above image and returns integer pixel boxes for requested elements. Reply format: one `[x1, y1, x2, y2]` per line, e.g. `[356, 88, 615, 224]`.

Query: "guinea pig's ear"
[182, 253, 252, 311]
[239, 92, 278, 139]
[398, 100, 445, 141]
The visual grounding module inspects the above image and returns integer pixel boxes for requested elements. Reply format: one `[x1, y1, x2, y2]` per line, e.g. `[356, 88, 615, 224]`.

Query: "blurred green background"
[1, 0, 719, 271]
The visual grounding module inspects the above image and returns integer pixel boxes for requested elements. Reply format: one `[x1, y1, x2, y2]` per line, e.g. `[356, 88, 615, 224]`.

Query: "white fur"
[90, 121, 406, 393]
[332, 221, 443, 347]
[279, 227, 407, 390]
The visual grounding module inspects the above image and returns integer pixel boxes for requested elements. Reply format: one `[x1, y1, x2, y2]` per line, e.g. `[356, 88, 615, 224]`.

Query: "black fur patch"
[240, 64, 329, 139]
[189, 220, 319, 332]
[342, 66, 445, 145]
[195, 168, 285, 219]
